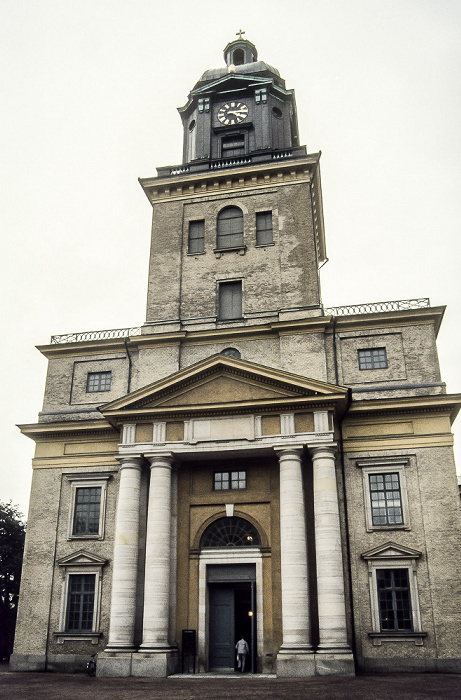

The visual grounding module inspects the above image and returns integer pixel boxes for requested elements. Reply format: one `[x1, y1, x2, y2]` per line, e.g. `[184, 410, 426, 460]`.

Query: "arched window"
[217, 206, 243, 249]
[200, 517, 261, 549]
[233, 49, 245, 65]
[221, 347, 241, 359]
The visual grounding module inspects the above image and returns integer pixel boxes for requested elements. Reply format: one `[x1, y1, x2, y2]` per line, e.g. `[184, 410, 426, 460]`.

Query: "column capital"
[115, 454, 144, 469]
[145, 452, 174, 469]
[273, 444, 304, 459]
[308, 444, 336, 459]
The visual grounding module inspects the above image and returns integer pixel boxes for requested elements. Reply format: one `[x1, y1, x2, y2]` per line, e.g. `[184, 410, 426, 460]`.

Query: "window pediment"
[361, 541, 422, 560]
[57, 550, 107, 567]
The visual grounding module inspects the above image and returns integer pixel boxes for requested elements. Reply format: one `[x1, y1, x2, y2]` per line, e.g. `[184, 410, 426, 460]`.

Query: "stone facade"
[11, 38, 461, 677]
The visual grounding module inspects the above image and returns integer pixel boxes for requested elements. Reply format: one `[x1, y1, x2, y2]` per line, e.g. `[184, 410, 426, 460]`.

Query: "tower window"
[218, 281, 242, 320]
[86, 371, 112, 392]
[217, 207, 244, 248]
[233, 49, 245, 65]
[188, 220, 205, 254]
[256, 211, 273, 245]
[221, 135, 245, 159]
[358, 347, 388, 370]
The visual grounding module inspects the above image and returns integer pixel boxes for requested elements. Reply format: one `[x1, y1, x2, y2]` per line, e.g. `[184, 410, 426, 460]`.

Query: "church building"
[11, 36, 461, 677]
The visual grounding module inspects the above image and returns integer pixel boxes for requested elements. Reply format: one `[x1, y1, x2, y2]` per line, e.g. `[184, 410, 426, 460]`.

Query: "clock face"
[217, 101, 249, 125]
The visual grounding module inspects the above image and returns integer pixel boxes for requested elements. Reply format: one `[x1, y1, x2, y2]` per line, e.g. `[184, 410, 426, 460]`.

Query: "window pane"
[188, 220, 205, 253]
[213, 470, 246, 491]
[369, 473, 403, 526]
[86, 371, 112, 392]
[66, 574, 95, 632]
[217, 207, 243, 248]
[73, 487, 101, 534]
[358, 348, 388, 370]
[376, 569, 412, 631]
[219, 281, 242, 320]
[256, 211, 273, 245]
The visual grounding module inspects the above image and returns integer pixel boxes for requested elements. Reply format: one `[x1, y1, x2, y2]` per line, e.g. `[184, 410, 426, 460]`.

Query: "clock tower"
[140, 37, 326, 338]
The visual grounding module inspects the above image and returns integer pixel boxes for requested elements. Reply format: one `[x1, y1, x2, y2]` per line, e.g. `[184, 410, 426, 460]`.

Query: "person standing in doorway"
[235, 636, 250, 672]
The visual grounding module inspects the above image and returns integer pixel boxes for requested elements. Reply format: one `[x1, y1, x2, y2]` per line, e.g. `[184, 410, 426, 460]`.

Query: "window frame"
[358, 347, 388, 371]
[357, 459, 410, 532]
[362, 543, 425, 646]
[218, 280, 243, 320]
[86, 370, 112, 393]
[213, 470, 247, 491]
[66, 475, 110, 541]
[255, 210, 274, 246]
[188, 219, 205, 254]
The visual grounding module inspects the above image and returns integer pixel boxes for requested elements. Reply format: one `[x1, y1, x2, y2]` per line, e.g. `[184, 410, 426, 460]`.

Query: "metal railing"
[50, 327, 142, 344]
[49, 299, 431, 344]
[324, 298, 430, 316]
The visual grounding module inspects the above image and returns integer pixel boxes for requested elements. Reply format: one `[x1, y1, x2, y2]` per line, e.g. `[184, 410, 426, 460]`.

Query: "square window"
[188, 220, 205, 254]
[358, 347, 388, 370]
[218, 281, 242, 320]
[214, 471, 246, 491]
[256, 211, 273, 245]
[86, 371, 112, 392]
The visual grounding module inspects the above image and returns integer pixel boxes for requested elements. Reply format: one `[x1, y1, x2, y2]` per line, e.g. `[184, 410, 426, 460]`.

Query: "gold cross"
[236, 29, 245, 39]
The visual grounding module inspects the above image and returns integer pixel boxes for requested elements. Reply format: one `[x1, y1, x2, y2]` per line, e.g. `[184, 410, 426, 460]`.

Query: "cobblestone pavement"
[1, 670, 461, 700]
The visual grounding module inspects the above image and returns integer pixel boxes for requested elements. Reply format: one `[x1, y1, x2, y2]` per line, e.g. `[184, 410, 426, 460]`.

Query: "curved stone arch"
[192, 510, 269, 550]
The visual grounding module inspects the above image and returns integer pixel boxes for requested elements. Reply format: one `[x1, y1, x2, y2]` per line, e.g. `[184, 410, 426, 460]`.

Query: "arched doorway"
[199, 517, 262, 673]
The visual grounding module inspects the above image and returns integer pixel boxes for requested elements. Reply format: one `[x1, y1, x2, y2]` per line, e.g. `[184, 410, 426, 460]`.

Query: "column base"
[314, 651, 355, 676]
[276, 646, 315, 677]
[132, 649, 178, 677]
[96, 651, 134, 677]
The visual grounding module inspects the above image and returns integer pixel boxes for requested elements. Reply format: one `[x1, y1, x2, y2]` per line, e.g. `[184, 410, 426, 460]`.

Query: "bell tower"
[140, 37, 326, 334]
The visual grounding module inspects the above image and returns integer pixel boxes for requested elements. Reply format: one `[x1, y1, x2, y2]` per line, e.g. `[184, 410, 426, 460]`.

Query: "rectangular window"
[376, 568, 413, 631]
[369, 473, 403, 526]
[219, 281, 242, 320]
[72, 487, 101, 535]
[188, 220, 205, 253]
[358, 347, 388, 370]
[214, 471, 246, 490]
[256, 211, 273, 245]
[66, 574, 96, 632]
[86, 371, 112, 392]
[221, 134, 245, 158]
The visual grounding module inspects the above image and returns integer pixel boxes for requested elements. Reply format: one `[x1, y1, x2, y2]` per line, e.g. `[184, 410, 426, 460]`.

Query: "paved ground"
[1, 670, 461, 700]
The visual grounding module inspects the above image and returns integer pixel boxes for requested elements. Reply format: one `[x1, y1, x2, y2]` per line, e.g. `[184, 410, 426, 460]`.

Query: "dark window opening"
[233, 49, 245, 65]
[72, 487, 101, 535]
[86, 371, 112, 392]
[256, 211, 273, 245]
[188, 220, 205, 253]
[219, 281, 242, 320]
[377, 568, 413, 631]
[369, 473, 403, 526]
[217, 207, 244, 248]
[214, 470, 246, 491]
[221, 347, 241, 359]
[201, 516, 260, 549]
[66, 574, 95, 632]
[358, 347, 388, 370]
[221, 135, 245, 159]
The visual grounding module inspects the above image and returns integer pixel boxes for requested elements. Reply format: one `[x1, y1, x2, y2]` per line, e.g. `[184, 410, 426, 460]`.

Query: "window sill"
[187, 250, 206, 256]
[214, 245, 246, 258]
[366, 524, 411, 532]
[55, 631, 102, 645]
[368, 631, 427, 647]
[67, 534, 104, 541]
[255, 242, 275, 248]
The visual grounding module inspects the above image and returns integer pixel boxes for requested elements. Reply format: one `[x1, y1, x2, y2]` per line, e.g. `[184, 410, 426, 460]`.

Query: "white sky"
[1, 0, 460, 516]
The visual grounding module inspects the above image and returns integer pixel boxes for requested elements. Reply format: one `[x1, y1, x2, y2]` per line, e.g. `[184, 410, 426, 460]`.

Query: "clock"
[217, 101, 249, 125]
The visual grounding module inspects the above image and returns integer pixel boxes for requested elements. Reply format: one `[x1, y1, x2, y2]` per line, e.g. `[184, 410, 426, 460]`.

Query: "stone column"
[140, 453, 175, 650]
[310, 445, 351, 655]
[275, 447, 314, 676]
[106, 455, 143, 650]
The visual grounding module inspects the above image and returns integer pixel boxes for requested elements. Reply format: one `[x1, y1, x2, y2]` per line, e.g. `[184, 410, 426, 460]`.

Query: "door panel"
[209, 585, 234, 669]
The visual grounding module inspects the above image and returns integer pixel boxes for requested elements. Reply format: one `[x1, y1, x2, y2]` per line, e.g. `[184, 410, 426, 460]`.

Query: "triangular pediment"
[57, 550, 108, 567]
[361, 541, 422, 560]
[100, 355, 348, 420]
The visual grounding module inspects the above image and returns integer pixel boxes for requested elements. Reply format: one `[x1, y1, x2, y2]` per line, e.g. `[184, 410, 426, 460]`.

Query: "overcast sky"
[1, 0, 460, 516]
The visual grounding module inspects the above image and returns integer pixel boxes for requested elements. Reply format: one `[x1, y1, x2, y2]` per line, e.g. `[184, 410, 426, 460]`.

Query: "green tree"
[0, 502, 26, 660]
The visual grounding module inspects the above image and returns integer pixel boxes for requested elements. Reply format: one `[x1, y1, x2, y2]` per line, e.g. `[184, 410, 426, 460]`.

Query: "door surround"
[198, 549, 263, 672]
